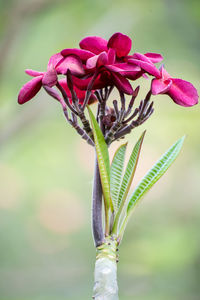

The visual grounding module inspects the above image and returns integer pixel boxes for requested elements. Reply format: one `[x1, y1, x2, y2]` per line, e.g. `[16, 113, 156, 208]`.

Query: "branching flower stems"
[56, 77, 155, 247]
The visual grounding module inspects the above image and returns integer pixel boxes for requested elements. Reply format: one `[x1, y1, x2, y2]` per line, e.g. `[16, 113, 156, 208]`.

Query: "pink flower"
[61, 33, 141, 95]
[61, 33, 164, 95]
[18, 53, 85, 104]
[151, 66, 199, 107]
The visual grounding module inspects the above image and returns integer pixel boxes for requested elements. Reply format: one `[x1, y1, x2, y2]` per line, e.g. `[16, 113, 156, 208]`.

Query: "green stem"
[118, 216, 129, 243]
[105, 206, 110, 237]
[111, 205, 123, 235]
[112, 194, 127, 235]
[93, 237, 119, 300]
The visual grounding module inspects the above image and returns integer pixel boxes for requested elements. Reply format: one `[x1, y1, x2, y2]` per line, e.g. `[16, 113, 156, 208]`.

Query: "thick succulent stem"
[93, 237, 119, 300]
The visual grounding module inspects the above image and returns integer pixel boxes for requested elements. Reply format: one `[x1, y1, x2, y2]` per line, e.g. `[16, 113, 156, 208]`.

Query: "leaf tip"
[177, 135, 185, 148]
[141, 130, 146, 138]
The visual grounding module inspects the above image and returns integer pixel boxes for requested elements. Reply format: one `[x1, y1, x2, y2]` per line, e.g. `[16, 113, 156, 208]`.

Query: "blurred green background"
[0, 0, 200, 299]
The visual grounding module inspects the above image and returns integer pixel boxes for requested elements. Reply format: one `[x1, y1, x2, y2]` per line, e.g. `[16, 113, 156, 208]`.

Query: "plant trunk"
[93, 237, 119, 300]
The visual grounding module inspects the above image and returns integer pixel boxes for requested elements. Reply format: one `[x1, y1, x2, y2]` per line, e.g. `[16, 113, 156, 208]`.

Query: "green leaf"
[118, 131, 146, 209]
[87, 106, 111, 215]
[111, 131, 145, 234]
[110, 143, 127, 212]
[127, 136, 185, 214]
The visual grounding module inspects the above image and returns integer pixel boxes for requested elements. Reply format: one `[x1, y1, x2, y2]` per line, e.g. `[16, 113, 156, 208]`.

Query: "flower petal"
[126, 71, 144, 80]
[105, 63, 140, 79]
[86, 52, 108, 69]
[160, 65, 170, 80]
[108, 32, 132, 58]
[97, 52, 108, 68]
[25, 69, 44, 77]
[61, 48, 94, 61]
[72, 74, 109, 90]
[151, 78, 172, 95]
[56, 55, 85, 76]
[106, 63, 140, 72]
[144, 53, 163, 63]
[48, 53, 63, 69]
[42, 66, 57, 87]
[107, 48, 116, 65]
[86, 55, 99, 69]
[128, 58, 160, 78]
[168, 78, 199, 107]
[111, 73, 133, 95]
[71, 76, 92, 90]
[18, 76, 43, 104]
[132, 52, 152, 63]
[79, 36, 108, 54]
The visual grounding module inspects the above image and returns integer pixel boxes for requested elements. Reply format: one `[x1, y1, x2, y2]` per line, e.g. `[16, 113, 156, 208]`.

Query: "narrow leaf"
[127, 136, 185, 214]
[112, 131, 145, 234]
[118, 131, 146, 209]
[110, 143, 127, 212]
[87, 106, 111, 215]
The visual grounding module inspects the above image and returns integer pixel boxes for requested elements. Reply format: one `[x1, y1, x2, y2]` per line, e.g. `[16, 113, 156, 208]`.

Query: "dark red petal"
[59, 78, 97, 105]
[111, 73, 133, 95]
[107, 48, 116, 65]
[61, 48, 94, 61]
[72, 75, 108, 91]
[18, 76, 43, 104]
[126, 71, 144, 80]
[71, 76, 92, 90]
[108, 33, 132, 58]
[79, 36, 108, 54]
[168, 79, 199, 107]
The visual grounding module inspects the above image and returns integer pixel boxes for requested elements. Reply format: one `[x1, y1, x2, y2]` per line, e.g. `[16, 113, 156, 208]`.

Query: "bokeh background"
[0, 0, 200, 299]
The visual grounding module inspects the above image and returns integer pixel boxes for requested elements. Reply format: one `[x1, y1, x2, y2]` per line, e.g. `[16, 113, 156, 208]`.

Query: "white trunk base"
[93, 238, 119, 300]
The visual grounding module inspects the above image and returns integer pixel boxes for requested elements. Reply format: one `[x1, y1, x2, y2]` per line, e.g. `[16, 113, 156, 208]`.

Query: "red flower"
[61, 33, 164, 95]
[18, 53, 85, 104]
[18, 32, 199, 110]
[61, 33, 141, 95]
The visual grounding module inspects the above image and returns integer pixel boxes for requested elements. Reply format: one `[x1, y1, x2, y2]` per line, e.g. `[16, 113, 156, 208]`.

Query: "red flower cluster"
[18, 32, 198, 108]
